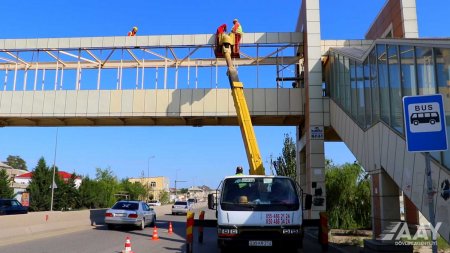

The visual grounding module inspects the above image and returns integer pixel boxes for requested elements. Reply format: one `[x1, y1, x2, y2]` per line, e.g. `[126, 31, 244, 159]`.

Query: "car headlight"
[282, 228, 300, 234]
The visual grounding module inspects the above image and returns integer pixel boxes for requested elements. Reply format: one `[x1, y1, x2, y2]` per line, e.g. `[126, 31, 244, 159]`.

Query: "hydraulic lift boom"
[218, 34, 265, 175]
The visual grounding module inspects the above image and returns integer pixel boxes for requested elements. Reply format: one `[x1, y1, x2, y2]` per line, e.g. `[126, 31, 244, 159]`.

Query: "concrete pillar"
[371, 168, 401, 239]
[403, 194, 419, 234]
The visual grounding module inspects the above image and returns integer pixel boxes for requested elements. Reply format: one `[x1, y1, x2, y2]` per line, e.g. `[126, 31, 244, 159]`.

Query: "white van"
[208, 175, 312, 252]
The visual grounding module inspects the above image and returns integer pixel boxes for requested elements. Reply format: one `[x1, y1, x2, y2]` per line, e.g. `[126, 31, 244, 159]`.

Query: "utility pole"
[50, 128, 59, 211]
[174, 169, 186, 200]
[175, 180, 187, 200]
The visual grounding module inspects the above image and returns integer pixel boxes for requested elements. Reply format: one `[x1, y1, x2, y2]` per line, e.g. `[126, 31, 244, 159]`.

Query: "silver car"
[171, 201, 191, 215]
[105, 200, 156, 230]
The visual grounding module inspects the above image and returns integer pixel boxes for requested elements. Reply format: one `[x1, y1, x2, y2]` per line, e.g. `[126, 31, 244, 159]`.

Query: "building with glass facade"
[296, 0, 450, 245]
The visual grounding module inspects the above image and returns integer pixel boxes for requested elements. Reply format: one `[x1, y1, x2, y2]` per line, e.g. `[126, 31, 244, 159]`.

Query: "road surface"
[0, 203, 340, 253]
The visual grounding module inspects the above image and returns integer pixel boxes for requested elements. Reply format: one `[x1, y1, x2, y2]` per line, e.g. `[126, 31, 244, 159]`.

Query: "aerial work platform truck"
[208, 31, 312, 253]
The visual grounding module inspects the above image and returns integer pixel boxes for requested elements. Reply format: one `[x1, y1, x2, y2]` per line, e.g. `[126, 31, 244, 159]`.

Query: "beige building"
[0, 162, 28, 201]
[128, 176, 169, 201]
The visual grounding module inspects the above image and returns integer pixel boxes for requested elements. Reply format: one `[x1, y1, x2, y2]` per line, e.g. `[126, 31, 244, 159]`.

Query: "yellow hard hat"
[133, 26, 138, 31]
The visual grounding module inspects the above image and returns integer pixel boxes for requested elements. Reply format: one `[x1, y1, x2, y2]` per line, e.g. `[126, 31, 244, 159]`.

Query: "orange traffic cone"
[151, 225, 160, 240]
[122, 236, 134, 253]
[168, 222, 173, 234]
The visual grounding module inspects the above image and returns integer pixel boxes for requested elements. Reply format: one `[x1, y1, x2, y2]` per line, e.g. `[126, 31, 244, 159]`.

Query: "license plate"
[115, 213, 126, 217]
[249, 240, 272, 247]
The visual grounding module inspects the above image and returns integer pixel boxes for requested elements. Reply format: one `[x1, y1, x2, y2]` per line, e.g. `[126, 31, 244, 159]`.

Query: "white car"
[147, 200, 161, 206]
[171, 201, 191, 215]
[105, 200, 156, 230]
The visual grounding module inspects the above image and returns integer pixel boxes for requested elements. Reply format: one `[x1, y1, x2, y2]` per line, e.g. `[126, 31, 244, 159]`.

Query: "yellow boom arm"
[220, 35, 265, 175]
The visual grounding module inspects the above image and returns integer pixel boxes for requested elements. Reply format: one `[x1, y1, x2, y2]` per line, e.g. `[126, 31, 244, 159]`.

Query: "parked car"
[105, 200, 156, 230]
[0, 199, 28, 215]
[187, 198, 196, 206]
[171, 201, 191, 215]
[147, 200, 161, 206]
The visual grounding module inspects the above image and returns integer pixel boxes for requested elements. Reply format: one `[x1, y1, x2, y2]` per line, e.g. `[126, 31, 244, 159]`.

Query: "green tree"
[274, 133, 297, 180]
[54, 173, 79, 211]
[95, 167, 120, 207]
[28, 157, 52, 211]
[325, 160, 371, 229]
[0, 169, 14, 198]
[120, 179, 146, 201]
[179, 188, 189, 194]
[78, 176, 101, 209]
[6, 155, 27, 171]
[159, 191, 170, 204]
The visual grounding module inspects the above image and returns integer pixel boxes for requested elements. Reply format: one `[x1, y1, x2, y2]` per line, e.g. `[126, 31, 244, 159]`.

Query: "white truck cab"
[208, 175, 312, 252]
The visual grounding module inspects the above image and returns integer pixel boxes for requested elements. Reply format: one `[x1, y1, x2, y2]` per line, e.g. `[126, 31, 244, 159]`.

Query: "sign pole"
[425, 152, 437, 253]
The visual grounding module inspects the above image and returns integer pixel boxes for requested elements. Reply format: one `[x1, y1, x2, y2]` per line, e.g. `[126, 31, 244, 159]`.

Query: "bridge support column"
[296, 0, 326, 219]
[403, 194, 419, 234]
[371, 168, 401, 239]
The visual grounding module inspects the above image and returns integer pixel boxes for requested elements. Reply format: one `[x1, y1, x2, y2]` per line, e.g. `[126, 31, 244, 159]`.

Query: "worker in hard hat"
[216, 24, 227, 47]
[235, 166, 244, 175]
[127, 26, 138, 36]
[217, 24, 227, 34]
[231, 19, 243, 53]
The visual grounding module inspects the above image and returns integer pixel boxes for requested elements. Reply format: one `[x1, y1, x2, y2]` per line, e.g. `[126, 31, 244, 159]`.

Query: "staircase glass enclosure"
[324, 39, 450, 170]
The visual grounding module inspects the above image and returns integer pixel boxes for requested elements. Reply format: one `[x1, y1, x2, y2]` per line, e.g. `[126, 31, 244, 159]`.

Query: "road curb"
[305, 230, 359, 253]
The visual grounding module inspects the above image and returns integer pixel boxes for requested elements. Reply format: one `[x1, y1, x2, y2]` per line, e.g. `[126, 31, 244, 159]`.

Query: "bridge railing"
[0, 33, 303, 91]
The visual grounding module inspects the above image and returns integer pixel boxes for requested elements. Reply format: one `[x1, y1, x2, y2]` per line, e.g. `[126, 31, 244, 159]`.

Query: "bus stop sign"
[403, 94, 448, 152]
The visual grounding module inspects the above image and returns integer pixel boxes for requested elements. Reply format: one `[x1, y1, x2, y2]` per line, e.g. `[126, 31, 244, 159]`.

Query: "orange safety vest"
[232, 22, 243, 34]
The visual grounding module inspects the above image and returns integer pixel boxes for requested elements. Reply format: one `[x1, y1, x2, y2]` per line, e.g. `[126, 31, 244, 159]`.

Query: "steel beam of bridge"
[0, 32, 302, 71]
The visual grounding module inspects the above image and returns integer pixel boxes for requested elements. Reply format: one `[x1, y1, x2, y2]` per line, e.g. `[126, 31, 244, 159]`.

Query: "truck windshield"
[220, 177, 300, 211]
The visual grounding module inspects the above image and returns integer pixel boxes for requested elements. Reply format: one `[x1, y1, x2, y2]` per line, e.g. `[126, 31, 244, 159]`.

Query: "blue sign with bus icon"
[403, 94, 448, 152]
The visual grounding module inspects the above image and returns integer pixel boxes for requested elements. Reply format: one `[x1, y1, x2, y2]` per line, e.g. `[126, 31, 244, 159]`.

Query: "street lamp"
[50, 128, 59, 211]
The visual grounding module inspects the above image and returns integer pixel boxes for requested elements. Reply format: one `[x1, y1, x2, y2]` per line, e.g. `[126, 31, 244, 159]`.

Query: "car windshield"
[221, 177, 300, 211]
[112, 202, 139, 210]
[149, 200, 158, 203]
[174, 201, 187, 205]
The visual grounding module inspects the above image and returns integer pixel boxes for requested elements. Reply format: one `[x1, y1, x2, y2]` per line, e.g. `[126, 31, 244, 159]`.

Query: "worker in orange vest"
[127, 26, 138, 36]
[231, 19, 243, 53]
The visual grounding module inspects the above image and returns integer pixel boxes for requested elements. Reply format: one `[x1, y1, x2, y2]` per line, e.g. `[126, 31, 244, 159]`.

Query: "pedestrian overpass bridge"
[1, 6, 450, 246]
[0, 32, 304, 127]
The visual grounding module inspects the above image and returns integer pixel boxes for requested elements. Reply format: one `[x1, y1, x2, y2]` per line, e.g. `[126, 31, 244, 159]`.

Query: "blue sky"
[0, 0, 449, 187]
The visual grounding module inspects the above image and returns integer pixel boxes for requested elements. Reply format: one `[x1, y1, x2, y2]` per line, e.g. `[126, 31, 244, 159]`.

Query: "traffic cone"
[168, 222, 173, 235]
[151, 225, 160, 240]
[122, 236, 134, 253]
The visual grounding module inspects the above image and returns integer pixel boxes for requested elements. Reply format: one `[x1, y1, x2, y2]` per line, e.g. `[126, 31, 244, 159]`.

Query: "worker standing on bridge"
[127, 26, 138, 36]
[231, 19, 243, 52]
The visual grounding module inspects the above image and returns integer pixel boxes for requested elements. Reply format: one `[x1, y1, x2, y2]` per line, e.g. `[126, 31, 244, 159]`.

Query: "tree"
[325, 160, 371, 229]
[159, 191, 170, 204]
[0, 169, 14, 198]
[120, 179, 147, 201]
[54, 173, 79, 211]
[78, 176, 101, 209]
[95, 167, 120, 207]
[6, 155, 27, 171]
[273, 133, 297, 180]
[28, 157, 52, 211]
